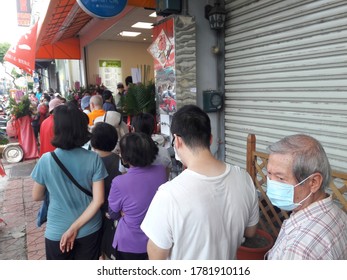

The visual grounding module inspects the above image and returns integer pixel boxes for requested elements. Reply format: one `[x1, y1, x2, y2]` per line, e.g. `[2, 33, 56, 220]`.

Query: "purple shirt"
[108, 165, 167, 253]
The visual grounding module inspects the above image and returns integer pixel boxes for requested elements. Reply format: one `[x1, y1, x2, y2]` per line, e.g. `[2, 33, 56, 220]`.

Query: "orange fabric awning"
[34, 0, 156, 60]
[36, 37, 81, 59]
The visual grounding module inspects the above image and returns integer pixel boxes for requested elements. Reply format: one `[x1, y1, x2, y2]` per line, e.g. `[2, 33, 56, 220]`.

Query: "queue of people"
[28, 88, 67, 151]
[30, 91, 347, 260]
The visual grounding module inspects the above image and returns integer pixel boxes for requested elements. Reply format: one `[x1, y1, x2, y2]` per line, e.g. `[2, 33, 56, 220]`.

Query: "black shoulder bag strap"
[51, 152, 93, 197]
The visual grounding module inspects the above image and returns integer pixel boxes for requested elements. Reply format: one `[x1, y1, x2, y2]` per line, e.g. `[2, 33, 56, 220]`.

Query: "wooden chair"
[246, 134, 347, 240]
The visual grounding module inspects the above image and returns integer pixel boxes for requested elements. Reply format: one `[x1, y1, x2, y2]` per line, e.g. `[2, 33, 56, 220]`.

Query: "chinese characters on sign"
[16, 0, 31, 27]
[99, 60, 123, 93]
[148, 19, 177, 122]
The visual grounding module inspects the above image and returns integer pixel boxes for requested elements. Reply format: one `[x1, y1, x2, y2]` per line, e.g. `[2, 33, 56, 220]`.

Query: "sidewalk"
[0, 159, 45, 260]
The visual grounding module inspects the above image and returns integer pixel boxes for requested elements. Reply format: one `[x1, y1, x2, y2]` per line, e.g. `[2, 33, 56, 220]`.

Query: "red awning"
[4, 22, 38, 74]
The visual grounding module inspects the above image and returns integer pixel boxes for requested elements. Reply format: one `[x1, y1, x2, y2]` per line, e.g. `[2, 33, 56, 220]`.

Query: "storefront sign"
[99, 60, 122, 93]
[77, 0, 127, 19]
[16, 0, 31, 26]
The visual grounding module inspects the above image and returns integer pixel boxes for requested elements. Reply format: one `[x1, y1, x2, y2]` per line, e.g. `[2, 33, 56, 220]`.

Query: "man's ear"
[310, 173, 323, 193]
[209, 134, 213, 146]
[175, 134, 183, 148]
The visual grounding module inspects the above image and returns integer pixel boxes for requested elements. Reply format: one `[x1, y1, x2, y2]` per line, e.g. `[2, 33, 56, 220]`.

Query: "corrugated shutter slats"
[224, 0, 347, 172]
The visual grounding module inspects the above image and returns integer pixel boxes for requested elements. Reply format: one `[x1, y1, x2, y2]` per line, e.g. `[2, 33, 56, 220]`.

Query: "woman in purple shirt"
[108, 132, 167, 260]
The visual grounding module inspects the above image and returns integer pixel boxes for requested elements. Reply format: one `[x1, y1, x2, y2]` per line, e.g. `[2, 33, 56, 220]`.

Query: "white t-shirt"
[141, 164, 259, 260]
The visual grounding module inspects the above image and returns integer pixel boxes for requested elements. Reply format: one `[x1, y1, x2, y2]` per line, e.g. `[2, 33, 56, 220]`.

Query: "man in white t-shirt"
[141, 105, 259, 260]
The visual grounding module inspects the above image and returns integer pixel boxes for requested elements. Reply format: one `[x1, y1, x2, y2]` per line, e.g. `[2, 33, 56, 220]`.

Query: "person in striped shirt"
[266, 134, 347, 260]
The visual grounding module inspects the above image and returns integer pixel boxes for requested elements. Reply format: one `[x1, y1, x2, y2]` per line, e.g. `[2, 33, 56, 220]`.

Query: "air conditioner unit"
[156, 0, 181, 16]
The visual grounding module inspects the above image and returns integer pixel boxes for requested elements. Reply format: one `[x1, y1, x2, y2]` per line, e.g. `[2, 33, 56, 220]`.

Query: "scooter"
[1, 143, 24, 163]
[0, 96, 24, 163]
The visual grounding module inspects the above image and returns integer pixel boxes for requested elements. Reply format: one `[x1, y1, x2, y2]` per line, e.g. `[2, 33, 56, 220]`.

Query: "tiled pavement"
[0, 159, 46, 260]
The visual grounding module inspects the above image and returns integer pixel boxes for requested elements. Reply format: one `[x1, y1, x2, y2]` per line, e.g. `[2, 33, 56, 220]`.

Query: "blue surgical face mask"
[266, 175, 313, 211]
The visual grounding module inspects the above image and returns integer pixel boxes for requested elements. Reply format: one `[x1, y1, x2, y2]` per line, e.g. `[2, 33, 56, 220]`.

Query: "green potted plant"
[119, 81, 156, 117]
[0, 133, 9, 145]
[8, 94, 32, 119]
[236, 228, 274, 260]
[7, 94, 39, 160]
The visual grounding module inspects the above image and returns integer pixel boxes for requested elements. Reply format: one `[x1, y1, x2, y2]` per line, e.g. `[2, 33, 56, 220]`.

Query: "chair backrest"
[246, 134, 347, 240]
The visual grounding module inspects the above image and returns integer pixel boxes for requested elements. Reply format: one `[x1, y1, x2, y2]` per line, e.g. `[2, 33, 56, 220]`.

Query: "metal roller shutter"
[224, 0, 347, 172]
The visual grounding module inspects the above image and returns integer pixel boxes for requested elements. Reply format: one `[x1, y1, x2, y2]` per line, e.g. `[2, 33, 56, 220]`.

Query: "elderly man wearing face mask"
[266, 134, 347, 260]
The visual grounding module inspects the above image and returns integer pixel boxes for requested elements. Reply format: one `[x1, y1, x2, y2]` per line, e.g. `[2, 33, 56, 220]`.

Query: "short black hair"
[67, 99, 78, 108]
[52, 102, 91, 149]
[171, 105, 211, 149]
[43, 94, 51, 102]
[131, 112, 155, 136]
[102, 90, 113, 101]
[91, 122, 118, 152]
[125, 76, 133, 86]
[119, 132, 158, 167]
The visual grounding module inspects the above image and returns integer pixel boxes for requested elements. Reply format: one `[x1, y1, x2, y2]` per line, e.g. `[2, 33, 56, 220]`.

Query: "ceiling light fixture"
[119, 31, 141, 37]
[131, 22, 153, 29]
